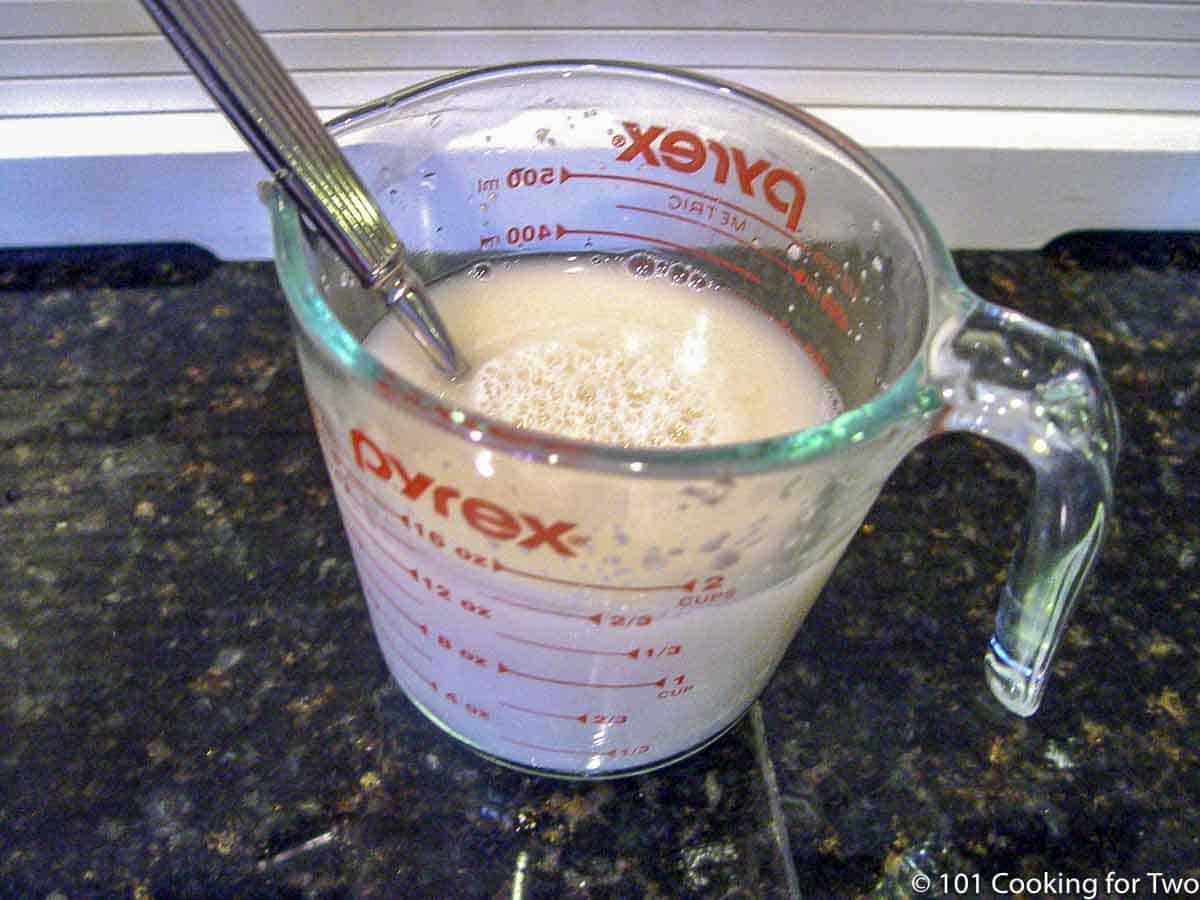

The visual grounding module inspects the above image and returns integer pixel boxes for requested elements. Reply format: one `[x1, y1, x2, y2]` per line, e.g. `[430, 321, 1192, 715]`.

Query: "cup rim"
[270, 59, 952, 477]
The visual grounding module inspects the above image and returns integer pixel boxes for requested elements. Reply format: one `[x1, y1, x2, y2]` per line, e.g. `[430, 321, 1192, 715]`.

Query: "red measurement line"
[359, 567, 426, 632]
[321, 430, 421, 537]
[364, 587, 432, 661]
[498, 700, 587, 723]
[562, 166, 857, 297]
[616, 202, 800, 282]
[385, 641, 437, 690]
[336, 472, 424, 557]
[347, 529, 425, 606]
[497, 661, 665, 690]
[492, 557, 694, 593]
[497, 632, 637, 658]
[487, 592, 603, 623]
[338, 494, 424, 577]
[555, 224, 760, 286]
[500, 737, 607, 756]
[562, 166, 795, 249]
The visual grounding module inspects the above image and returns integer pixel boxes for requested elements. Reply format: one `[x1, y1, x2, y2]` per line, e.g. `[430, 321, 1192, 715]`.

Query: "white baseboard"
[4, 0, 1198, 253]
[2, 107, 1196, 256]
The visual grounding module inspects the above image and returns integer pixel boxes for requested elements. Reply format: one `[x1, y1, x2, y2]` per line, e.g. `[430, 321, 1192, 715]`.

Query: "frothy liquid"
[368, 256, 841, 446]
[328, 254, 850, 775]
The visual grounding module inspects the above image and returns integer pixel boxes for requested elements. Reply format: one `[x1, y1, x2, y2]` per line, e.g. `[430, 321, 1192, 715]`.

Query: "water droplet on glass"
[669, 263, 689, 284]
[871, 219, 882, 234]
[469, 262, 492, 281]
[535, 128, 550, 143]
[786, 243, 802, 261]
[871, 256, 884, 273]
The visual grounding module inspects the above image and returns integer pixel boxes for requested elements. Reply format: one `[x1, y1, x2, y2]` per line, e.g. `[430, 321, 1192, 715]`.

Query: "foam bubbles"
[365, 253, 845, 448]
[471, 333, 720, 447]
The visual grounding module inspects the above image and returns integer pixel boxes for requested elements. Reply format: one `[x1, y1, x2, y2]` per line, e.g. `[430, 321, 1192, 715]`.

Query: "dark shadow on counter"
[0, 243, 220, 291]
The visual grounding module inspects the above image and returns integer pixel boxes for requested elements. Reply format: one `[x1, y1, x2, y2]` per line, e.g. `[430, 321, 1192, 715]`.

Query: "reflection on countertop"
[1, 233, 1197, 897]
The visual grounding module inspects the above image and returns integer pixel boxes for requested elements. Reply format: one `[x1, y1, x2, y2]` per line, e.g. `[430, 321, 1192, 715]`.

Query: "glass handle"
[930, 296, 1119, 716]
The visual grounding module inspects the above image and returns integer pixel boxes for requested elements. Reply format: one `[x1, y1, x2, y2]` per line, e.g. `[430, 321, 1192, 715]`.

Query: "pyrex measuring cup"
[266, 61, 1118, 778]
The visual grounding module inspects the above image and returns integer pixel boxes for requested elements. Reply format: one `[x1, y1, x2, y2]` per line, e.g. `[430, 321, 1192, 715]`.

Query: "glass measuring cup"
[266, 61, 1118, 778]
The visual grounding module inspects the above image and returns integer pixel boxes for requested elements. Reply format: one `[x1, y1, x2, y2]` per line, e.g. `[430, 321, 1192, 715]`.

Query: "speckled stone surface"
[1, 235, 1197, 897]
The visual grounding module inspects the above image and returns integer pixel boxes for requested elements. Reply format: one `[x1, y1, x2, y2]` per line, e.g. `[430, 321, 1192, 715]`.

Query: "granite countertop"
[1, 235, 1197, 898]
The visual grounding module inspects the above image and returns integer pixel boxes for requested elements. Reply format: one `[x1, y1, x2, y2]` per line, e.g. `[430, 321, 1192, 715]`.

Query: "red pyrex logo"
[615, 121, 807, 230]
[350, 429, 583, 557]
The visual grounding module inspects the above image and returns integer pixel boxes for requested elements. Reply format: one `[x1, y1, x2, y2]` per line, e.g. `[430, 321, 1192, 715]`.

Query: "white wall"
[2, 0, 1198, 254]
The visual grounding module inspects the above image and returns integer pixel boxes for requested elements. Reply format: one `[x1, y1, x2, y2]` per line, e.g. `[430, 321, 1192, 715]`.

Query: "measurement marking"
[498, 700, 588, 723]
[347, 529, 426, 606]
[501, 736, 640, 759]
[493, 557, 695, 593]
[337, 468, 400, 526]
[562, 166, 856, 297]
[616, 203, 801, 282]
[555, 224, 760, 286]
[386, 642, 438, 690]
[497, 632, 639, 658]
[321, 433, 423, 539]
[500, 737, 607, 756]
[488, 593, 604, 623]
[497, 661, 666, 690]
[338, 496, 425, 576]
[561, 166, 793, 248]
[364, 587, 432, 661]
[336, 472, 424, 556]
[359, 567, 427, 632]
